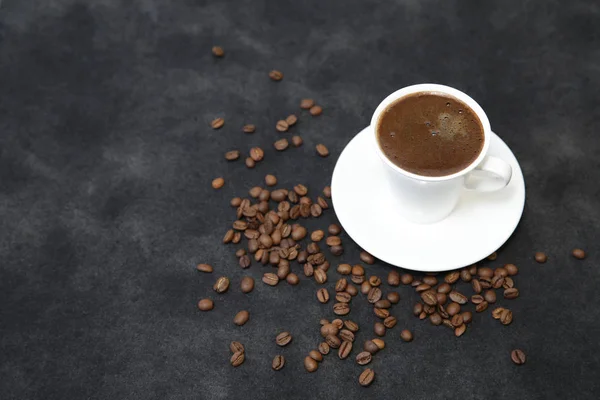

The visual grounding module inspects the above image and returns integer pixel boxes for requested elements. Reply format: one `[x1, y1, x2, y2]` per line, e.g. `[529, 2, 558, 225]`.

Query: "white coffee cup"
[371, 84, 512, 224]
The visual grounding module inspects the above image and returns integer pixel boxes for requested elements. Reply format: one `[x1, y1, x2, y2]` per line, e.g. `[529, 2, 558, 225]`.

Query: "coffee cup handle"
[464, 156, 512, 192]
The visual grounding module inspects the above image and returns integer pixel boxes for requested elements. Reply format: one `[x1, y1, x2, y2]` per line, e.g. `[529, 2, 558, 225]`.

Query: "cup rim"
[371, 84, 491, 182]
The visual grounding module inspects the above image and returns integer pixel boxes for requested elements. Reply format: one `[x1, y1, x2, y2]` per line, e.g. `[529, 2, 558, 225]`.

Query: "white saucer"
[331, 126, 525, 272]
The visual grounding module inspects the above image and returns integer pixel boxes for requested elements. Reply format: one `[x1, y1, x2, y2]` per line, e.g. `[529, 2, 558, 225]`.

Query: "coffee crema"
[376, 92, 484, 177]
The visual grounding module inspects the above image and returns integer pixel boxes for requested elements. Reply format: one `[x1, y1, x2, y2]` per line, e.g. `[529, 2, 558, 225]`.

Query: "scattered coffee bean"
[332, 319, 344, 329]
[240, 276, 255, 293]
[415, 283, 432, 293]
[214, 277, 230, 293]
[196, 263, 213, 273]
[300, 98, 315, 109]
[338, 341, 353, 359]
[225, 150, 240, 161]
[462, 311, 473, 324]
[429, 313, 442, 326]
[273, 138, 289, 151]
[421, 290, 438, 306]
[572, 248, 586, 259]
[383, 316, 397, 329]
[243, 124, 255, 133]
[317, 288, 330, 303]
[356, 351, 372, 366]
[413, 303, 424, 316]
[460, 269, 472, 282]
[290, 135, 303, 147]
[307, 350, 322, 362]
[304, 356, 318, 372]
[478, 267, 493, 278]
[328, 224, 341, 236]
[364, 340, 379, 354]
[271, 355, 285, 370]
[400, 329, 413, 342]
[344, 320, 359, 332]
[335, 278, 348, 292]
[504, 288, 519, 299]
[449, 291, 468, 304]
[314, 268, 327, 284]
[304, 263, 314, 277]
[472, 279, 482, 294]
[374, 322, 386, 336]
[197, 298, 214, 311]
[360, 251, 375, 264]
[451, 314, 464, 327]
[359, 368, 375, 387]
[286, 273, 299, 285]
[212, 46, 224, 57]
[372, 338, 385, 350]
[336, 292, 352, 303]
[534, 252, 547, 263]
[249, 147, 264, 161]
[321, 323, 339, 338]
[276, 331, 292, 346]
[239, 255, 251, 268]
[318, 342, 330, 355]
[487, 251, 498, 261]
[233, 310, 250, 326]
[245, 157, 255, 168]
[423, 276, 438, 286]
[230, 197, 242, 207]
[337, 263, 352, 275]
[368, 276, 382, 287]
[211, 117, 224, 129]
[492, 275, 505, 289]
[326, 236, 341, 246]
[231, 351, 245, 367]
[471, 294, 484, 304]
[212, 177, 225, 189]
[444, 271, 460, 284]
[361, 281, 372, 295]
[310, 204, 323, 217]
[340, 329, 355, 342]
[387, 292, 400, 304]
[374, 308, 389, 319]
[374, 299, 391, 309]
[367, 287, 383, 304]
[454, 324, 466, 337]
[230, 341, 244, 353]
[333, 302, 350, 316]
[276, 120, 289, 132]
[500, 308, 513, 325]
[326, 334, 341, 349]
[446, 302, 461, 316]
[269, 70, 283, 81]
[401, 274, 414, 285]
[316, 144, 329, 157]
[484, 289, 497, 304]
[235, 249, 246, 257]
[505, 264, 519, 275]
[387, 271, 400, 286]
[310, 105, 323, 116]
[511, 349, 526, 365]
[346, 284, 358, 296]
[262, 273, 279, 286]
[311, 230, 325, 242]
[264, 174, 277, 186]
[475, 301, 489, 312]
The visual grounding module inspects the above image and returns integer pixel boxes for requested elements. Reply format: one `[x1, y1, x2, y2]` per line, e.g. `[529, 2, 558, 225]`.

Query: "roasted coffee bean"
[472, 279, 482, 294]
[286, 273, 299, 285]
[346, 284, 358, 296]
[494, 267, 508, 277]
[271, 189, 287, 202]
[269, 70, 283, 81]
[572, 248, 586, 259]
[307, 242, 320, 254]
[340, 329, 355, 342]
[475, 301, 489, 313]
[356, 351, 372, 365]
[264, 174, 277, 187]
[309, 350, 323, 362]
[317, 197, 329, 210]
[245, 157, 255, 168]
[211, 117, 225, 129]
[259, 233, 273, 249]
[367, 287, 383, 304]
[343, 320, 359, 333]
[471, 295, 485, 304]
[243, 124, 256, 133]
[249, 147, 264, 161]
[454, 324, 467, 337]
[484, 290, 497, 304]
[304, 263, 314, 277]
[424, 304, 436, 315]
[429, 313, 442, 326]
[269, 251, 280, 265]
[511, 349, 526, 365]
[321, 323, 339, 338]
[310, 105, 323, 116]
[325, 223, 340, 236]
[326, 334, 341, 349]
[304, 356, 318, 372]
[364, 340, 379, 354]
[272, 355, 285, 371]
[249, 186, 262, 198]
[534, 252, 547, 263]
[273, 138, 289, 151]
[442, 318, 454, 329]
[231, 351, 245, 367]
[212, 46, 224, 57]
[225, 150, 240, 161]
[423, 276, 438, 286]
[374, 308, 389, 319]
[372, 338, 385, 350]
[400, 329, 413, 342]
[239, 276, 255, 294]
[320, 318, 329, 326]
[374, 322, 386, 336]
[437, 283, 451, 294]
[314, 269, 327, 284]
[196, 263, 213, 273]
[361, 281, 372, 295]
[413, 303, 424, 316]
[332, 319, 344, 329]
[326, 236, 341, 246]
[492, 275, 505, 289]
[297, 250, 308, 264]
[504, 288, 519, 299]
[444, 271, 460, 284]
[317, 261, 330, 271]
[359, 368, 375, 387]
[292, 134, 303, 146]
[197, 298, 214, 311]
[337, 264, 351, 275]
[233, 310, 250, 326]
[368, 276, 382, 287]
[462, 311, 473, 324]
[276, 120, 289, 132]
[412, 280, 422, 287]
[330, 245, 344, 256]
[451, 314, 464, 327]
[415, 284, 431, 293]
[311, 230, 325, 242]
[478, 267, 493, 278]
[449, 291, 468, 304]
[230, 341, 244, 354]
[214, 277, 230, 293]
[505, 264, 518, 276]
[386, 271, 400, 286]
[212, 177, 225, 189]
[300, 98, 315, 109]
[436, 293, 447, 305]
[276, 331, 292, 346]
[375, 299, 391, 309]
[285, 114, 298, 126]
[421, 290, 438, 306]
[418, 312, 427, 320]
[469, 264, 477, 275]
[491, 307, 505, 319]
[437, 304, 449, 319]
[235, 249, 247, 258]
[400, 274, 413, 285]
[277, 264, 290, 280]
[262, 273, 279, 286]
[318, 342, 330, 355]
[503, 277, 515, 289]
[500, 308, 513, 325]
[446, 302, 461, 316]
[230, 197, 242, 207]
[291, 226, 307, 241]
[487, 252, 498, 261]
[460, 269, 472, 282]
[335, 278, 348, 292]
[383, 316, 397, 329]
[333, 302, 350, 316]
[338, 341, 353, 359]
[232, 220, 248, 231]
[360, 251, 375, 264]
[387, 292, 400, 304]
[352, 274, 366, 285]
[310, 204, 323, 217]
[317, 288, 330, 303]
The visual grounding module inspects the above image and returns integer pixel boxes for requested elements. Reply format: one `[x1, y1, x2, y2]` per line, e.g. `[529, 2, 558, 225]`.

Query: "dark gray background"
[1, 0, 599, 399]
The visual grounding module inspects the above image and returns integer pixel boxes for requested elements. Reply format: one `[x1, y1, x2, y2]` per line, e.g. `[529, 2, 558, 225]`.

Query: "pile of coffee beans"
[199, 46, 589, 385]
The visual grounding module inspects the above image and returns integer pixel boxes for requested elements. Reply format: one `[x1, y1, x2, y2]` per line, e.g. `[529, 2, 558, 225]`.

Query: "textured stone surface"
[1, 0, 599, 399]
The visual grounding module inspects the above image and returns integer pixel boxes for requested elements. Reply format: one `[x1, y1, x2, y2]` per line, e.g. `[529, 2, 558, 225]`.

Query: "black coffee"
[376, 92, 484, 177]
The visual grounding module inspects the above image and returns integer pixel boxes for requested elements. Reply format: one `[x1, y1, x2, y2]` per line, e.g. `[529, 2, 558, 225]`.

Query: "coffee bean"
[245, 157, 255, 168]
[333, 292, 350, 304]
[444, 271, 460, 284]
[371, 338, 385, 350]
[196, 263, 213, 273]
[489, 307, 504, 320]
[472, 279, 482, 294]
[413, 303, 424, 316]
[534, 252, 547, 263]
[272, 138, 289, 151]
[446, 302, 461, 316]
[437, 304, 450, 319]
[328, 224, 341, 236]
[334, 264, 350, 276]
[197, 298, 214, 311]
[330, 245, 344, 256]
[318, 342, 330, 355]
[382, 293, 398, 306]
[462, 311, 473, 324]
[397, 275, 411, 286]
[368, 276, 381, 287]
[242, 124, 256, 133]
[423, 276, 438, 286]
[269, 355, 285, 371]
[460, 269, 472, 282]
[231, 351, 245, 367]
[454, 324, 467, 337]
[421, 290, 438, 306]
[505, 264, 519, 276]
[451, 314, 464, 327]
[500, 308, 513, 325]
[338, 341, 353, 359]
[269, 251, 280, 265]
[475, 301, 489, 312]
[358, 251, 375, 265]
[332, 319, 344, 329]
[424, 304, 436, 315]
[225, 150, 240, 161]
[415, 284, 431, 293]
[468, 264, 477, 275]
[383, 316, 397, 329]
[291, 225, 307, 241]
[487, 251, 498, 261]
[306, 242, 320, 255]
[437, 283, 451, 294]
[492, 275, 505, 289]
[262, 175, 276, 187]
[211, 177, 225, 189]
[326, 236, 341, 246]
[211, 117, 224, 129]
[314, 269, 327, 284]
[400, 329, 413, 342]
[213, 277, 230, 293]
[352, 370, 377, 391]
[235, 249, 247, 258]
[308, 230, 323, 243]
[372, 322, 386, 336]
[229, 341, 244, 354]
[233, 310, 250, 326]
[504, 288, 519, 299]
[236, 277, 254, 294]
[212, 46, 224, 57]
[449, 291, 468, 305]
[275, 120, 289, 132]
[276, 331, 292, 346]
[303, 263, 314, 277]
[478, 267, 493, 278]
[352, 351, 372, 367]
[285, 114, 298, 126]
[363, 340, 379, 354]
[511, 349, 526, 365]
[344, 284, 357, 297]
[250, 147, 264, 161]
[571, 248, 586, 260]
[262, 273, 279, 286]
[471, 294, 484, 304]
[269, 70, 283, 81]
[300, 98, 315, 109]
[367, 287, 383, 304]
[316, 288, 330, 303]
[503, 277, 514, 289]
[429, 313, 442, 326]
[411, 280, 422, 287]
[333, 302, 350, 316]
[326, 334, 341, 349]
[304, 356, 318, 372]
[352, 264, 365, 276]
[230, 197, 242, 207]
[321, 323, 338, 338]
[310, 204, 323, 217]
[337, 329, 354, 343]
[303, 350, 321, 364]
[360, 281, 372, 295]
[374, 308, 389, 319]
[288, 135, 303, 148]
[484, 290, 497, 304]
